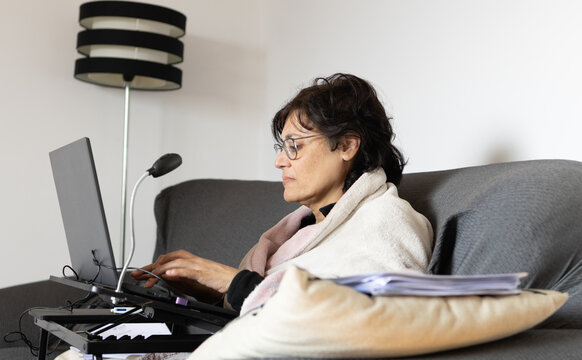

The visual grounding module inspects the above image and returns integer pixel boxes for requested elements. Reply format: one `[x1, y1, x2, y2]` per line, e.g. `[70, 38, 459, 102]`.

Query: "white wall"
[0, 0, 265, 288]
[1, 0, 581, 288]
[259, 0, 582, 177]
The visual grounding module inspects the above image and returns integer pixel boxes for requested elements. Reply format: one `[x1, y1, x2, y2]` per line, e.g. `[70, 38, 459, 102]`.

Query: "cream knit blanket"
[239, 168, 433, 314]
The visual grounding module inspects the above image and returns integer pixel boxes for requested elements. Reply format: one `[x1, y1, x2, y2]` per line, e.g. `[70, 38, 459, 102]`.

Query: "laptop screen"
[49, 137, 119, 288]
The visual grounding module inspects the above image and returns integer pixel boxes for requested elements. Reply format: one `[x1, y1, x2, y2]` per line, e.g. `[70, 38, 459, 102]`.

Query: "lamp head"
[147, 153, 182, 178]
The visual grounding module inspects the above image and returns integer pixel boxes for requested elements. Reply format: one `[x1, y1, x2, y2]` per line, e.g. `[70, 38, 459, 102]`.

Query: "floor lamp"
[74, 0, 186, 266]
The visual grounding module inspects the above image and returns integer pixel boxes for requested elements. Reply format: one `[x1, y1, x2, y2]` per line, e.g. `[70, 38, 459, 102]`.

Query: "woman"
[132, 73, 433, 315]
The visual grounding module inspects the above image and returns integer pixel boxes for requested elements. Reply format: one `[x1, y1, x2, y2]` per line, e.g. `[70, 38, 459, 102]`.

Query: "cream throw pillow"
[190, 267, 568, 359]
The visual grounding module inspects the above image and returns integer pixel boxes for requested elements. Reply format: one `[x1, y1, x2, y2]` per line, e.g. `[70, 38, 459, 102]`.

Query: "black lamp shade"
[79, 1, 186, 37]
[75, 57, 182, 90]
[77, 30, 184, 64]
[74, 1, 186, 90]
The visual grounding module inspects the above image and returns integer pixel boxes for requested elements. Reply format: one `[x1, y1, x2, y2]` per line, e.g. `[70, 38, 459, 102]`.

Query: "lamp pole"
[120, 81, 131, 266]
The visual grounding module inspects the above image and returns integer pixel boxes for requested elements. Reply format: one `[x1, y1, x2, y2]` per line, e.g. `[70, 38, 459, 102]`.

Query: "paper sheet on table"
[329, 271, 528, 296]
[91, 322, 171, 339]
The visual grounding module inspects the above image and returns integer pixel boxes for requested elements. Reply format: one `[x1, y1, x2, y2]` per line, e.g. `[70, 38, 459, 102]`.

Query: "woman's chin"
[283, 193, 295, 203]
[283, 189, 300, 204]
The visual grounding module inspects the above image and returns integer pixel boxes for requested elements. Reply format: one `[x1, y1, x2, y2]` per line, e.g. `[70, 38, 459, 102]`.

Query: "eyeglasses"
[273, 134, 325, 160]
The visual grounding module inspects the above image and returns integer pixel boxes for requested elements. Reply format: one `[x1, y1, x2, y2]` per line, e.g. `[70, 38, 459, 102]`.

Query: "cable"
[63, 255, 175, 299]
[3, 292, 97, 357]
[125, 267, 165, 283]
[93, 261, 174, 298]
[66, 292, 98, 311]
[100, 263, 165, 284]
[62, 265, 79, 280]
[3, 307, 47, 356]
[89, 250, 103, 284]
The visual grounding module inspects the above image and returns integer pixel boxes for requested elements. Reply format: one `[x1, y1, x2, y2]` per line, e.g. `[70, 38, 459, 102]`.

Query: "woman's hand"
[131, 250, 239, 304]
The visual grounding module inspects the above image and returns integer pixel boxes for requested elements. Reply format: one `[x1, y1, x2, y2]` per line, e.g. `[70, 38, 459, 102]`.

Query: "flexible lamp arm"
[116, 171, 149, 294]
[114, 153, 182, 295]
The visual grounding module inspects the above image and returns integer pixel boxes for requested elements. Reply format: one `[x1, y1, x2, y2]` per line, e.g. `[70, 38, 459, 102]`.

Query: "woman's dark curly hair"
[272, 73, 406, 189]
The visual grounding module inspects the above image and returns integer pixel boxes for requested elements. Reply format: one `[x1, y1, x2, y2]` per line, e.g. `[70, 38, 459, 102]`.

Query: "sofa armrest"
[0, 280, 88, 351]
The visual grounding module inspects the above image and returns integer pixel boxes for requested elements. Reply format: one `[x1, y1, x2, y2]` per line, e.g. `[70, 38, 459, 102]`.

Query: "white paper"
[91, 322, 172, 340]
[68, 324, 174, 359]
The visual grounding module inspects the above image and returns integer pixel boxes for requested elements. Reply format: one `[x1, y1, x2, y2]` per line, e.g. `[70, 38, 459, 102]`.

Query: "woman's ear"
[338, 133, 361, 162]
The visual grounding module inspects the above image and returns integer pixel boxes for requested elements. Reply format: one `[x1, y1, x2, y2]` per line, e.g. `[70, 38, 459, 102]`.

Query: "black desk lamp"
[74, 0, 187, 266]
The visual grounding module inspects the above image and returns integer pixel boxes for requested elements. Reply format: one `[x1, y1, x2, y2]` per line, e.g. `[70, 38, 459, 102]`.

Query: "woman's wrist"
[216, 266, 240, 294]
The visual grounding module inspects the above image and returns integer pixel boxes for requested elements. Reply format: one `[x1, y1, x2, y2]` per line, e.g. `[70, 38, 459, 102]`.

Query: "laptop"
[49, 137, 236, 320]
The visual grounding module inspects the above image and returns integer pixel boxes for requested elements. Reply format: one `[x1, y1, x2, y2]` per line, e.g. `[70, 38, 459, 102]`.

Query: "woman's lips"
[282, 176, 294, 185]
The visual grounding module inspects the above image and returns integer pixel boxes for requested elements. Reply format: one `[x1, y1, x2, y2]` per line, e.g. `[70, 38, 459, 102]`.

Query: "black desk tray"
[31, 277, 237, 360]
[49, 275, 237, 322]
[30, 308, 211, 360]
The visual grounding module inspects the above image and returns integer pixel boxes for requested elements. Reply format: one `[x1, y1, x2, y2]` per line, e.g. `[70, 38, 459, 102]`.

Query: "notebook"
[49, 137, 235, 319]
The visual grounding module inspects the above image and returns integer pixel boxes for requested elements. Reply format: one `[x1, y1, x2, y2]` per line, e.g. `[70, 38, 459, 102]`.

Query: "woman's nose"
[274, 150, 290, 169]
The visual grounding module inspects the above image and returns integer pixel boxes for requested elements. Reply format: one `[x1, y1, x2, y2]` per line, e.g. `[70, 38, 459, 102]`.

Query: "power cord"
[3, 292, 98, 357]
[65, 254, 178, 299]
[62, 265, 79, 280]
[92, 257, 176, 298]
[3, 307, 49, 357]
[90, 250, 103, 283]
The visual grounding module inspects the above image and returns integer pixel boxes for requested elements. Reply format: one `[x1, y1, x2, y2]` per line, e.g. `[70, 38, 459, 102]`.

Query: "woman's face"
[274, 114, 354, 217]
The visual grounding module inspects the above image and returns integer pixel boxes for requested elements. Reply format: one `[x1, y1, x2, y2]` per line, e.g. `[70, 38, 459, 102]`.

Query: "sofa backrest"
[398, 159, 582, 328]
[154, 160, 582, 328]
[154, 179, 298, 267]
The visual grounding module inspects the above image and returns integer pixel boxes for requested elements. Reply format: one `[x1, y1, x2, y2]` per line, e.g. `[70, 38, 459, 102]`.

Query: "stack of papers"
[330, 271, 527, 296]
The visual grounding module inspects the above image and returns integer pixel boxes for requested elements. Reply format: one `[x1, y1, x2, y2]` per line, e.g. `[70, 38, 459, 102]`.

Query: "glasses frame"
[274, 134, 325, 160]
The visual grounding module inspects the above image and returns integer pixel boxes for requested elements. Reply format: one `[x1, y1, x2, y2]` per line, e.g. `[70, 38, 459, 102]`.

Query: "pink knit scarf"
[238, 205, 325, 314]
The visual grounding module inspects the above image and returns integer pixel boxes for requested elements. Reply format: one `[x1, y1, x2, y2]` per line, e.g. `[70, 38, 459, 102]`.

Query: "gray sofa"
[2, 159, 582, 359]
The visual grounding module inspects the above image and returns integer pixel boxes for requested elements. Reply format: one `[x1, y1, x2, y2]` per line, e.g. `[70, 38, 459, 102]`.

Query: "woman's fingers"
[156, 250, 196, 265]
[159, 258, 238, 293]
[144, 277, 159, 288]
[132, 250, 195, 278]
[130, 250, 237, 299]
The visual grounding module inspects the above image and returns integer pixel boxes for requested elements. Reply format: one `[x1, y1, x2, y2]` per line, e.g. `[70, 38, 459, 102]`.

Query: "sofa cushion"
[398, 160, 582, 328]
[190, 267, 567, 359]
[402, 329, 582, 360]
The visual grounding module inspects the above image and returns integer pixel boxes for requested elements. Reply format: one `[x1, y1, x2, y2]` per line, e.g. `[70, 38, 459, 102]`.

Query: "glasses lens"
[284, 139, 297, 160]
[274, 143, 283, 154]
